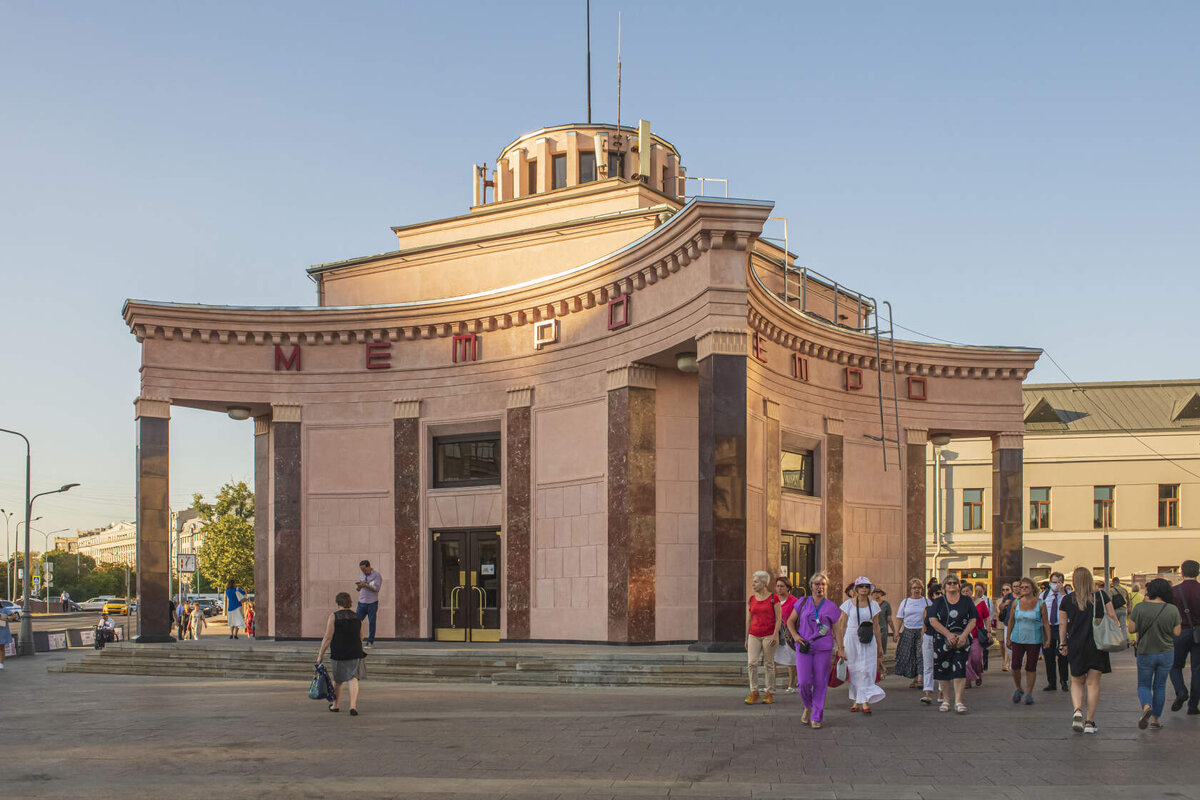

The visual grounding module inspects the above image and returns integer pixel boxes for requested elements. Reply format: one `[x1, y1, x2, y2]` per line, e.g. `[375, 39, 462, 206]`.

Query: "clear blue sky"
[1, 1, 1196, 548]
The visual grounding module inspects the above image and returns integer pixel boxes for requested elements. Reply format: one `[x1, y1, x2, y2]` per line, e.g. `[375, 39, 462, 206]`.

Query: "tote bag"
[1092, 591, 1126, 653]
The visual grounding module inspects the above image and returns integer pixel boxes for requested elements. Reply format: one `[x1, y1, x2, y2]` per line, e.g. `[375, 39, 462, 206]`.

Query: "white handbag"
[1091, 591, 1126, 653]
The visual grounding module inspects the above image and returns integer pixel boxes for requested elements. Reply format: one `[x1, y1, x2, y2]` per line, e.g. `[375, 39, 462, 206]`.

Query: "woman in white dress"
[836, 576, 886, 713]
[190, 603, 207, 639]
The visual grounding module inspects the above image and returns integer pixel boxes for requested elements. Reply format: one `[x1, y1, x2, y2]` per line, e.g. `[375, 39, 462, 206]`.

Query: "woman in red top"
[745, 570, 781, 704]
[773, 577, 799, 693]
[967, 585, 991, 686]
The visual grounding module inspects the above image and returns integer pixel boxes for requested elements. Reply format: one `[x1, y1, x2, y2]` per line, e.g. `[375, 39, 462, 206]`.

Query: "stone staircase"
[54, 642, 753, 687]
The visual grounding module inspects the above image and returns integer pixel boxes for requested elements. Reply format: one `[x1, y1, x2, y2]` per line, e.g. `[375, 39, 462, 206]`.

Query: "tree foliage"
[194, 481, 255, 591]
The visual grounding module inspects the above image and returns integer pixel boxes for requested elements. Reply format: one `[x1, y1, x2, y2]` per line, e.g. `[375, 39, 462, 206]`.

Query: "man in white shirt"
[1040, 573, 1069, 692]
[97, 612, 116, 646]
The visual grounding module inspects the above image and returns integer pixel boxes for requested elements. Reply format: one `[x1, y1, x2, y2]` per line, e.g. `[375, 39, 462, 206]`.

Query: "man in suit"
[1040, 571, 1070, 692]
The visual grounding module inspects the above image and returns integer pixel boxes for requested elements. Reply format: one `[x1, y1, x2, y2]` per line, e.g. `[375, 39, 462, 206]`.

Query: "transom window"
[433, 433, 501, 488]
[1093, 486, 1114, 529]
[1029, 487, 1050, 530]
[963, 489, 984, 531]
[1159, 484, 1180, 527]
[781, 450, 814, 495]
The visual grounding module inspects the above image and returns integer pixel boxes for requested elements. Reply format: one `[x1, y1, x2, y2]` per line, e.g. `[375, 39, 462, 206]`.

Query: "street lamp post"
[12, 517, 42, 601]
[19, 485, 79, 652]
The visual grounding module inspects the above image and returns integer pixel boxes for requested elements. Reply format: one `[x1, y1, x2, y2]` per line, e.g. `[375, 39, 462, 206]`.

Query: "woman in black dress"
[1058, 566, 1118, 735]
[317, 591, 367, 715]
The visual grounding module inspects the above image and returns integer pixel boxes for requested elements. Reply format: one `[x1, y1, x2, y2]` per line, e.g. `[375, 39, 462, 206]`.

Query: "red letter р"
[274, 345, 301, 372]
[365, 342, 392, 370]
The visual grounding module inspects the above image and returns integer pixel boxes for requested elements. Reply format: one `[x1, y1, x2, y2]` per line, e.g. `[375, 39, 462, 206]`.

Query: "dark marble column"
[135, 398, 174, 643]
[607, 366, 656, 643]
[252, 416, 271, 637]
[272, 405, 302, 639]
[904, 428, 929, 584]
[824, 418, 845, 595]
[764, 401, 781, 580]
[991, 432, 1024, 598]
[695, 335, 747, 652]
[505, 388, 533, 640]
[394, 401, 421, 638]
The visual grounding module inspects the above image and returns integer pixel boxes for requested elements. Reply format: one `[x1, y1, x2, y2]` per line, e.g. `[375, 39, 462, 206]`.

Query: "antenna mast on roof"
[616, 12, 622, 137]
[586, 0, 592, 123]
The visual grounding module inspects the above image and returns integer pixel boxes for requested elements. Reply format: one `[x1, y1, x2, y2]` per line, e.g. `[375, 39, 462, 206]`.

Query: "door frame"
[430, 527, 502, 642]
[780, 531, 820, 596]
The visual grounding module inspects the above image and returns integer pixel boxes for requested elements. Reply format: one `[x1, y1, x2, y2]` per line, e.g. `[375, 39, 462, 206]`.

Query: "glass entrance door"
[780, 532, 817, 595]
[433, 530, 501, 642]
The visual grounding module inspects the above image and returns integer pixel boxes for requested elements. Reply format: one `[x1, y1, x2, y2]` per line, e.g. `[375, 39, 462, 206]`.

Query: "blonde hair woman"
[1059, 566, 1118, 734]
[785, 571, 843, 728]
[744, 570, 781, 704]
[892, 578, 932, 701]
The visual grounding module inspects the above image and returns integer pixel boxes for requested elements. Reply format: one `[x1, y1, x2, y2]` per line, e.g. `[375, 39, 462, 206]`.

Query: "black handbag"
[795, 598, 829, 654]
[855, 602, 874, 644]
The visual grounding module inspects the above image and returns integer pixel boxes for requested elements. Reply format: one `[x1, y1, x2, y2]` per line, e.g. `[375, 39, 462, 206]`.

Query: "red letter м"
[274, 345, 301, 371]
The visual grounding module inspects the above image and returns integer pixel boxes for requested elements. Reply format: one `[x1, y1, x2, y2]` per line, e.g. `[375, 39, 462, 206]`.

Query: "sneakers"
[1139, 706, 1152, 730]
[1072, 709, 1084, 733]
[744, 691, 760, 705]
[1171, 692, 1188, 712]
[1012, 690, 1023, 704]
[364, 641, 373, 649]
[1024, 694, 1034, 705]
[1084, 721, 1097, 734]
[762, 691, 775, 705]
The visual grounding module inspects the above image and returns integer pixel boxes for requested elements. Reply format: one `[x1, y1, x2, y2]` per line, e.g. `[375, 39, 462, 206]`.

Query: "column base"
[688, 641, 744, 653]
[134, 634, 177, 644]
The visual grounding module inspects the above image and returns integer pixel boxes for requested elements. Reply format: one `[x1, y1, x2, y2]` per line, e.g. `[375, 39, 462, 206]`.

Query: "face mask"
[1050, 582, 1060, 592]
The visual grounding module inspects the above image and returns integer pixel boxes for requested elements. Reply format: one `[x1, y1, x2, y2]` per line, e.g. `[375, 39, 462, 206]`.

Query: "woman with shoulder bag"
[1128, 578, 1182, 730]
[836, 577, 885, 714]
[773, 577, 799, 693]
[892, 579, 931, 699]
[317, 591, 367, 715]
[785, 571, 843, 728]
[1060, 567, 1119, 734]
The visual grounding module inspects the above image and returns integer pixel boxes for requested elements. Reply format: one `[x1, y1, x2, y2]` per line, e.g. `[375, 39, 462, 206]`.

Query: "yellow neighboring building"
[926, 380, 1200, 585]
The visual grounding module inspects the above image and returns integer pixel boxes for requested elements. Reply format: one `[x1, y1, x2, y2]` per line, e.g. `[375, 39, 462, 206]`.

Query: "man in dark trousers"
[1040, 571, 1070, 692]
[1170, 560, 1200, 714]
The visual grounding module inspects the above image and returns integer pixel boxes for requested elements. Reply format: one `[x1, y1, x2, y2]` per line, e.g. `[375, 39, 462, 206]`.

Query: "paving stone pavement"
[3, 649, 1198, 800]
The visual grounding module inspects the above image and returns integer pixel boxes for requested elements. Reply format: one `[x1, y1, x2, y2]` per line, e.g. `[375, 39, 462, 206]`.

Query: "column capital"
[905, 427, 930, 445]
[763, 399, 780, 421]
[253, 416, 270, 436]
[134, 396, 171, 420]
[606, 363, 656, 392]
[271, 404, 302, 423]
[696, 328, 748, 360]
[506, 386, 534, 409]
[394, 398, 421, 419]
[992, 431, 1024, 450]
[824, 416, 845, 436]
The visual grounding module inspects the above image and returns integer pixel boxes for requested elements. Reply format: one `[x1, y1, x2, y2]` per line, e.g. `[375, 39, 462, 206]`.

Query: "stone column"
[394, 399, 421, 638]
[505, 388, 533, 640]
[904, 427, 929, 584]
[764, 400, 782, 579]
[272, 404, 302, 639]
[824, 417, 845, 595]
[694, 330, 747, 651]
[607, 365, 656, 642]
[252, 415, 271, 638]
[991, 432, 1024, 598]
[134, 397, 174, 642]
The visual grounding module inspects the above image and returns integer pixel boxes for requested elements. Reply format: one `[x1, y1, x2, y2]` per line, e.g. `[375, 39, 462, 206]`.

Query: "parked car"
[80, 596, 113, 611]
[102, 598, 130, 616]
[195, 598, 220, 617]
[0, 599, 21, 621]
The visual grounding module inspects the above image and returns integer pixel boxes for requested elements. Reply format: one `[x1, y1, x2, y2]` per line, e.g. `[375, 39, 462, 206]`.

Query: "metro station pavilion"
[123, 121, 1040, 647]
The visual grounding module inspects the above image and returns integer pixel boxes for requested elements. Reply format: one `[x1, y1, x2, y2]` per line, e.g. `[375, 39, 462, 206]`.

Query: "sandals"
[920, 694, 933, 705]
[1072, 709, 1084, 733]
[955, 702, 968, 714]
[938, 701, 950, 712]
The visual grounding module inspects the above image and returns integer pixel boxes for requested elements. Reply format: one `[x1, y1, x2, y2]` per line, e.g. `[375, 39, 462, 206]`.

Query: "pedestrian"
[785, 571, 840, 729]
[927, 575, 978, 714]
[1060, 566, 1118, 734]
[836, 577, 885, 714]
[176, 600, 186, 639]
[354, 559, 382, 648]
[744, 570, 780, 705]
[996, 583, 1015, 671]
[60, 590, 71, 613]
[224, 579, 248, 640]
[316, 591, 366, 715]
[1110, 576, 1132, 640]
[968, 582, 992, 684]
[1129, 583, 1144, 644]
[1169, 559, 1200, 715]
[1040, 572, 1070, 692]
[892, 578, 932, 701]
[245, 601, 255, 637]
[190, 601, 207, 639]
[1005, 577, 1050, 705]
[922, 582, 942, 705]
[1128, 578, 1182, 730]
[773, 577, 798, 693]
[0, 603, 17, 669]
[872, 588, 892, 655]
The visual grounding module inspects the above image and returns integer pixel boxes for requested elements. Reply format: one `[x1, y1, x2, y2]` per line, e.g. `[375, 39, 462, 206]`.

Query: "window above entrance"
[433, 433, 501, 488]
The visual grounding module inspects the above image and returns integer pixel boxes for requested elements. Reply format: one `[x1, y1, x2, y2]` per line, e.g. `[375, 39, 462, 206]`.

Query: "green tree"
[194, 481, 255, 591]
[81, 563, 130, 598]
[41, 549, 97, 601]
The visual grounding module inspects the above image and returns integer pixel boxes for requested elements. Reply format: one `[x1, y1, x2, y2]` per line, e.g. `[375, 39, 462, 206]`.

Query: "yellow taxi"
[102, 598, 129, 616]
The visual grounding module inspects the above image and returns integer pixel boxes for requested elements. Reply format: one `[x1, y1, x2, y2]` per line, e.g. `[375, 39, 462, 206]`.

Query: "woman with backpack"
[1059, 566, 1119, 734]
[836, 577, 885, 714]
[785, 571, 842, 729]
[1127, 578, 1182, 730]
[1005, 577, 1051, 705]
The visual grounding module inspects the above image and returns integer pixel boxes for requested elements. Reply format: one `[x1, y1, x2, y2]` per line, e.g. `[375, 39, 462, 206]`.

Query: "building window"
[781, 450, 814, 495]
[551, 154, 567, 190]
[579, 151, 596, 183]
[1029, 487, 1050, 530]
[1158, 484, 1179, 527]
[527, 160, 537, 194]
[433, 433, 501, 488]
[608, 151, 624, 180]
[963, 489, 984, 531]
[1093, 486, 1114, 529]
[662, 166, 673, 196]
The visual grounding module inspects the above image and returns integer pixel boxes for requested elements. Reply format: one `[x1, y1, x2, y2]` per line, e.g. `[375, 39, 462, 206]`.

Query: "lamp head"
[59, 483, 80, 493]
[226, 406, 252, 421]
[930, 433, 952, 447]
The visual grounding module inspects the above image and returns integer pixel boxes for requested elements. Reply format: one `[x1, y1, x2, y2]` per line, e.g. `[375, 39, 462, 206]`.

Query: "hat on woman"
[853, 576, 874, 589]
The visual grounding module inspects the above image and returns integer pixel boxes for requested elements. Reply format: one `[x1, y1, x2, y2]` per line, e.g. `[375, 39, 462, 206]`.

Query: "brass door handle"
[449, 585, 463, 629]
[472, 585, 486, 626]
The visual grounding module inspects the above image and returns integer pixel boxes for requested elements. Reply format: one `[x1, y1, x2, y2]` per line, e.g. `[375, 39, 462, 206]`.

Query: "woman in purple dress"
[786, 571, 844, 729]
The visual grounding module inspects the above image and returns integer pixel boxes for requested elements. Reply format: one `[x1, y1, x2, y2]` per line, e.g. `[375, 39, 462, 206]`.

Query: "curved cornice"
[123, 196, 773, 345]
[747, 262, 1041, 380]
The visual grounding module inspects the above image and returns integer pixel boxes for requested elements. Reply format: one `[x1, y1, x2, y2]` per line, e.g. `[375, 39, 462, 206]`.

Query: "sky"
[1, 1, 1197, 553]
